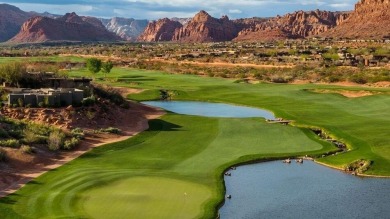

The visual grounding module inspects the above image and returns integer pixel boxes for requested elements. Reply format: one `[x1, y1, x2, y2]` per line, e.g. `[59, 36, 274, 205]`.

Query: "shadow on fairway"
[148, 119, 183, 132]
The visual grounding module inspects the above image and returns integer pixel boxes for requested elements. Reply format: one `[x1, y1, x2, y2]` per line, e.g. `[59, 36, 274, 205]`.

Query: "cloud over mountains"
[0, 0, 355, 19]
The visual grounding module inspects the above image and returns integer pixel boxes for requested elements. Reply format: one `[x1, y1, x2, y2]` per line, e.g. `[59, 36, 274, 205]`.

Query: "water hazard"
[142, 101, 275, 119]
[219, 161, 390, 219]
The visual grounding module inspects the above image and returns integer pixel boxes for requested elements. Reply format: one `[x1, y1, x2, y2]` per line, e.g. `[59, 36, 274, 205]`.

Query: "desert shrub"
[17, 98, 24, 107]
[0, 128, 9, 138]
[99, 127, 121, 134]
[22, 129, 47, 144]
[26, 122, 53, 136]
[350, 75, 367, 84]
[270, 76, 290, 83]
[82, 95, 97, 107]
[92, 85, 126, 106]
[344, 159, 372, 173]
[63, 137, 80, 150]
[0, 139, 20, 148]
[47, 130, 65, 151]
[328, 75, 341, 83]
[43, 96, 50, 107]
[0, 149, 7, 162]
[20, 145, 34, 154]
[71, 128, 85, 140]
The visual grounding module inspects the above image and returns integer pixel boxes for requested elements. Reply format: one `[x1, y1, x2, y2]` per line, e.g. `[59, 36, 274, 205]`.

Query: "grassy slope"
[0, 116, 332, 218]
[77, 68, 390, 175]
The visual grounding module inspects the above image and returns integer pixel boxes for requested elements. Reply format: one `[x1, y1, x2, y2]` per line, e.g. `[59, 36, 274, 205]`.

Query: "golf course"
[0, 67, 389, 218]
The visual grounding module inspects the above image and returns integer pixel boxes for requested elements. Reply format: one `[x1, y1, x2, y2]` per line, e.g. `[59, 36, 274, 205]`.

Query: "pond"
[142, 101, 275, 119]
[219, 161, 390, 219]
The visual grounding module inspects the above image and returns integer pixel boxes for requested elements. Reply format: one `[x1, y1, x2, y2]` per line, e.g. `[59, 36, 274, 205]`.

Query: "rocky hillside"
[100, 17, 148, 41]
[0, 4, 33, 42]
[321, 0, 390, 39]
[137, 18, 182, 42]
[8, 12, 119, 43]
[172, 11, 241, 42]
[234, 10, 349, 41]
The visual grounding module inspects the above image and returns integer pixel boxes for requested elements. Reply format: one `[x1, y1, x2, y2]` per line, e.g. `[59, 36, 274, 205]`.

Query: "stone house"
[8, 88, 84, 107]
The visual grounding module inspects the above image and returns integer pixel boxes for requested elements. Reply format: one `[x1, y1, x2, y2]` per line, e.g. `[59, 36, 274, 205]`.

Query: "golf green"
[82, 177, 212, 219]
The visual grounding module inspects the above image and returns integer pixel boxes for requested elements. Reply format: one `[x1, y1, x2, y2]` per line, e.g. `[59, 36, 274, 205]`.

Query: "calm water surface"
[142, 101, 275, 119]
[143, 101, 389, 218]
[219, 161, 390, 219]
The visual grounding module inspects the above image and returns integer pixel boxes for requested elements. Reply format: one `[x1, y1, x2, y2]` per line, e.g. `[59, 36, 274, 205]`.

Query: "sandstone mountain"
[100, 17, 148, 41]
[234, 10, 349, 41]
[0, 4, 33, 42]
[321, 0, 390, 39]
[9, 12, 119, 43]
[171, 17, 192, 25]
[137, 18, 182, 42]
[172, 10, 241, 42]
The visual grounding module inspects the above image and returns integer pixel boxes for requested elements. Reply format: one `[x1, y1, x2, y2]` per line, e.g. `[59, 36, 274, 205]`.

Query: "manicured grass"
[0, 115, 333, 218]
[82, 177, 212, 219]
[70, 67, 389, 175]
[0, 67, 389, 218]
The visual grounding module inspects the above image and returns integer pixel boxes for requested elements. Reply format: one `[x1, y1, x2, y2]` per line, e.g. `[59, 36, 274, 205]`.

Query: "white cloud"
[0, 0, 357, 19]
[229, 9, 242, 14]
[329, 3, 353, 9]
[8, 3, 93, 14]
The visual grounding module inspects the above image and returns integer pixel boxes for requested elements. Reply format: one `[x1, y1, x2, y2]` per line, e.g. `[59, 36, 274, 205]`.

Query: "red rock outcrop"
[172, 11, 240, 42]
[8, 12, 119, 43]
[137, 18, 182, 42]
[321, 0, 390, 39]
[235, 10, 349, 41]
[0, 4, 33, 42]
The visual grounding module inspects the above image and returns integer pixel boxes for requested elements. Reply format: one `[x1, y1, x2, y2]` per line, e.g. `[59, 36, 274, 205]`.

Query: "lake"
[142, 101, 275, 119]
[219, 161, 390, 219]
[142, 100, 390, 219]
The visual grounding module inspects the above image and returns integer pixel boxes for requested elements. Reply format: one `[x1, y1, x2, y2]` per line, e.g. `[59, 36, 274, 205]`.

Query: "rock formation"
[172, 10, 240, 42]
[321, 0, 390, 39]
[100, 17, 149, 41]
[234, 10, 349, 41]
[8, 12, 119, 43]
[0, 4, 33, 42]
[137, 18, 182, 42]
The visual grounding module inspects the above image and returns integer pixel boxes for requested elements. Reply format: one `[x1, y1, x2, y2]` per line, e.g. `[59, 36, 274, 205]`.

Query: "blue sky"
[0, 0, 356, 19]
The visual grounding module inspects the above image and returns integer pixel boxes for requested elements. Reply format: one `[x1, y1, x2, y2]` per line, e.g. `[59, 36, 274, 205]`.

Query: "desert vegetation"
[0, 116, 79, 153]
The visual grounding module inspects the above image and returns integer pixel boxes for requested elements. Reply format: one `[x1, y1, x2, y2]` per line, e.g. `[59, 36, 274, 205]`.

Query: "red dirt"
[0, 89, 164, 198]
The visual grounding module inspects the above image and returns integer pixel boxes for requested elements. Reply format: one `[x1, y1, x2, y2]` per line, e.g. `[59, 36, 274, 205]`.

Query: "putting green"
[82, 177, 212, 219]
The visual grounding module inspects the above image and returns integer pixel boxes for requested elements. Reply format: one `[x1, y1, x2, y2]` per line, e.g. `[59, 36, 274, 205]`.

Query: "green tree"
[86, 58, 102, 74]
[101, 61, 113, 79]
[0, 62, 26, 87]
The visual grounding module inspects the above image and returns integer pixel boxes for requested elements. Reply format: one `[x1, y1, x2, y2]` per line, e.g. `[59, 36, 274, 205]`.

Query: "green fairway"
[69, 68, 390, 175]
[0, 115, 333, 218]
[0, 67, 389, 218]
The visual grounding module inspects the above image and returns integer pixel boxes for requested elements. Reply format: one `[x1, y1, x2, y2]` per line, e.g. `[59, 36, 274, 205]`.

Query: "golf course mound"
[310, 89, 387, 98]
[81, 177, 212, 219]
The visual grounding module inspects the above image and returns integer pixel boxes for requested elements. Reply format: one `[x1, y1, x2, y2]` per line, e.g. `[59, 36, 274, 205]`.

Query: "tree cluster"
[86, 58, 113, 78]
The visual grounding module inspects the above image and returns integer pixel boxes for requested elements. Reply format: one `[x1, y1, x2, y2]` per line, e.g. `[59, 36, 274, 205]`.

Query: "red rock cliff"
[321, 0, 390, 39]
[9, 12, 119, 43]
